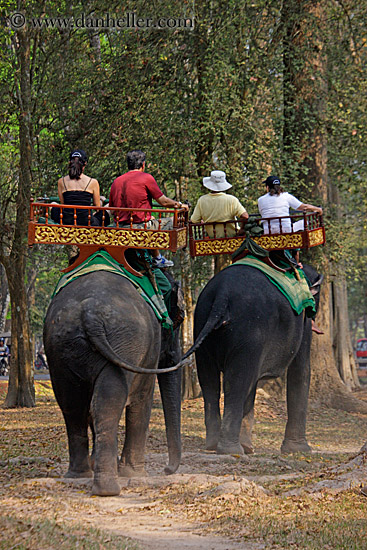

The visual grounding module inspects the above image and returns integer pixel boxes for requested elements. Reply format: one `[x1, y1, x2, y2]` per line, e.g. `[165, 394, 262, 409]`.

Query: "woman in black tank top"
[51, 150, 105, 226]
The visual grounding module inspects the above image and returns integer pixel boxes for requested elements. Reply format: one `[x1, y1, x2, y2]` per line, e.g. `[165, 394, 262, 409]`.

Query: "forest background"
[0, 0, 366, 408]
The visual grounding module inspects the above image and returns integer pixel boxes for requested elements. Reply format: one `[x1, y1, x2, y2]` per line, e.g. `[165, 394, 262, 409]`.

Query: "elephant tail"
[81, 300, 191, 375]
[181, 294, 229, 361]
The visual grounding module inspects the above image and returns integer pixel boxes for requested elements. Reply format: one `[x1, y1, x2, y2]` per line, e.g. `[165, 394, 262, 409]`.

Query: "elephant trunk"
[158, 370, 182, 474]
[158, 330, 182, 474]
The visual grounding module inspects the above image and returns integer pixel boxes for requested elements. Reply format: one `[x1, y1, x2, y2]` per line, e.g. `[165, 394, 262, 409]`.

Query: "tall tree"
[1, 0, 35, 406]
[281, 0, 367, 411]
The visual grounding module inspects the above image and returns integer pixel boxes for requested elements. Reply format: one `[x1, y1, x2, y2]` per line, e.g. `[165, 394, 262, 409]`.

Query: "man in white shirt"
[258, 176, 324, 334]
[258, 175, 322, 234]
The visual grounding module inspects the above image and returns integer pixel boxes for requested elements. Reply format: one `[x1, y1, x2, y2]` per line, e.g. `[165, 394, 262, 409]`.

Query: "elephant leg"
[90, 365, 128, 496]
[51, 377, 93, 478]
[281, 323, 312, 454]
[240, 406, 255, 455]
[119, 375, 155, 478]
[217, 365, 257, 456]
[196, 354, 221, 451]
[158, 368, 182, 475]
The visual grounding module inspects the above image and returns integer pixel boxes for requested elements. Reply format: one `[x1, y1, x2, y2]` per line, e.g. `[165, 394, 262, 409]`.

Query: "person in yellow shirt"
[190, 170, 248, 237]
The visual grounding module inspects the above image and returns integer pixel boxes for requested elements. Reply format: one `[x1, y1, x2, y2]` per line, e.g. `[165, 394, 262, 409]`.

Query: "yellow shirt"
[191, 192, 247, 237]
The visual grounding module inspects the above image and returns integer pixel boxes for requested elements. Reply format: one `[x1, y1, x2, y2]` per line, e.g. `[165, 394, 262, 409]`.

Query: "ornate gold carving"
[34, 225, 170, 248]
[254, 233, 304, 250]
[308, 228, 324, 247]
[194, 238, 245, 255]
[176, 229, 188, 249]
[193, 232, 305, 256]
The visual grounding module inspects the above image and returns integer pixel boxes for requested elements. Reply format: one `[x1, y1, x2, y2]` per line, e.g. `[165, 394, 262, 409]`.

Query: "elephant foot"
[64, 468, 93, 479]
[241, 442, 254, 455]
[92, 476, 120, 497]
[281, 438, 312, 455]
[216, 441, 244, 456]
[164, 462, 179, 475]
[118, 464, 147, 478]
[205, 437, 219, 451]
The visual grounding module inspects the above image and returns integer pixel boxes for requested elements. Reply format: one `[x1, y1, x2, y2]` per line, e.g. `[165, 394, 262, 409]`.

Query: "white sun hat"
[203, 170, 232, 192]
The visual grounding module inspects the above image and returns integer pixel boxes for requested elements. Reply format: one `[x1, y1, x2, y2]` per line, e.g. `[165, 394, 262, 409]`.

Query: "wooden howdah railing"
[28, 199, 188, 276]
[188, 212, 325, 257]
[29, 200, 325, 274]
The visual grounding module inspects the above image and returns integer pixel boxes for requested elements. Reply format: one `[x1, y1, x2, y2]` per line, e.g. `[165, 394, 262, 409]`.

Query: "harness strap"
[84, 177, 93, 191]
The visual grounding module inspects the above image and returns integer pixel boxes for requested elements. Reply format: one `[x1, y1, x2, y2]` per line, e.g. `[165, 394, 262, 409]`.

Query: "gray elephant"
[44, 270, 184, 496]
[193, 263, 322, 456]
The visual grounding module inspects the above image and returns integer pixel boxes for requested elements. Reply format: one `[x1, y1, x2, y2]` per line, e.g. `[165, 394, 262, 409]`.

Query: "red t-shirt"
[109, 171, 164, 224]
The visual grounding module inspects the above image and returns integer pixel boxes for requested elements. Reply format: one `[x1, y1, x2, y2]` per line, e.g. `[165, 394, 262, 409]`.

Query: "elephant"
[43, 269, 184, 496]
[193, 262, 322, 456]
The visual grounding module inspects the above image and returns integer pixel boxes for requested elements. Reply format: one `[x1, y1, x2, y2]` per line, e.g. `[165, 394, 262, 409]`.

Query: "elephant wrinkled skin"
[194, 264, 322, 456]
[44, 271, 181, 496]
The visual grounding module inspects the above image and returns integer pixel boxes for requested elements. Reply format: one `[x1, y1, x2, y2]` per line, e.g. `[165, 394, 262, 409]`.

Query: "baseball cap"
[70, 149, 88, 164]
[263, 175, 281, 186]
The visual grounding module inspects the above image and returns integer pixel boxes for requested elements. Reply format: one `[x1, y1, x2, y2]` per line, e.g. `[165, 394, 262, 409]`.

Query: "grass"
[0, 380, 366, 549]
[154, 480, 367, 549]
[0, 515, 139, 550]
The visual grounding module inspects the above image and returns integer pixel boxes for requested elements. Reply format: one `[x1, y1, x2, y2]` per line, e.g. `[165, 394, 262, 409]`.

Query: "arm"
[57, 179, 64, 204]
[238, 211, 249, 232]
[297, 203, 323, 214]
[156, 194, 189, 211]
[233, 198, 249, 232]
[91, 179, 101, 208]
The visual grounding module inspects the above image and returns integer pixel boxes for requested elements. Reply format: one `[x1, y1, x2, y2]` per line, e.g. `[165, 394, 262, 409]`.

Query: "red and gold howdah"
[28, 200, 325, 274]
[28, 200, 188, 276]
[188, 212, 325, 257]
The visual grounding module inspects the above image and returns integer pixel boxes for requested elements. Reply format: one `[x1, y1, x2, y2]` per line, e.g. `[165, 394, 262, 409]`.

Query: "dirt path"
[4, 446, 366, 550]
[7, 452, 268, 550]
[1, 385, 366, 549]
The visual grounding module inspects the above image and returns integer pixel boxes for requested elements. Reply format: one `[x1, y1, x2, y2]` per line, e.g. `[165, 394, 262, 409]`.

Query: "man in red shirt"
[109, 150, 188, 266]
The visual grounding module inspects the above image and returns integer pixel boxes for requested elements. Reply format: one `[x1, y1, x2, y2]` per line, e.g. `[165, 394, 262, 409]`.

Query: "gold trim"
[308, 228, 324, 247]
[194, 238, 245, 255]
[34, 225, 170, 248]
[176, 229, 188, 249]
[254, 233, 304, 249]
[193, 232, 304, 256]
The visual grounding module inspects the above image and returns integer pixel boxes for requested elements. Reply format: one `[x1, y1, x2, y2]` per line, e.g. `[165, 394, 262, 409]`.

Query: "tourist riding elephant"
[43, 270, 184, 496]
[193, 263, 322, 456]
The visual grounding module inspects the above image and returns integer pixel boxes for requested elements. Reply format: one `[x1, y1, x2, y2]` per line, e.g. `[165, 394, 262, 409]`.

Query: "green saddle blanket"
[52, 250, 172, 328]
[229, 256, 316, 317]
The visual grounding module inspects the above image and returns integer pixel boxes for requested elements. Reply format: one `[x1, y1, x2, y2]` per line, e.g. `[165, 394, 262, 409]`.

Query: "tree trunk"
[310, 277, 367, 413]
[4, 266, 35, 408]
[328, 181, 360, 389]
[331, 279, 360, 389]
[180, 249, 201, 400]
[0, 265, 10, 331]
[3, 11, 35, 408]
[281, 0, 366, 412]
